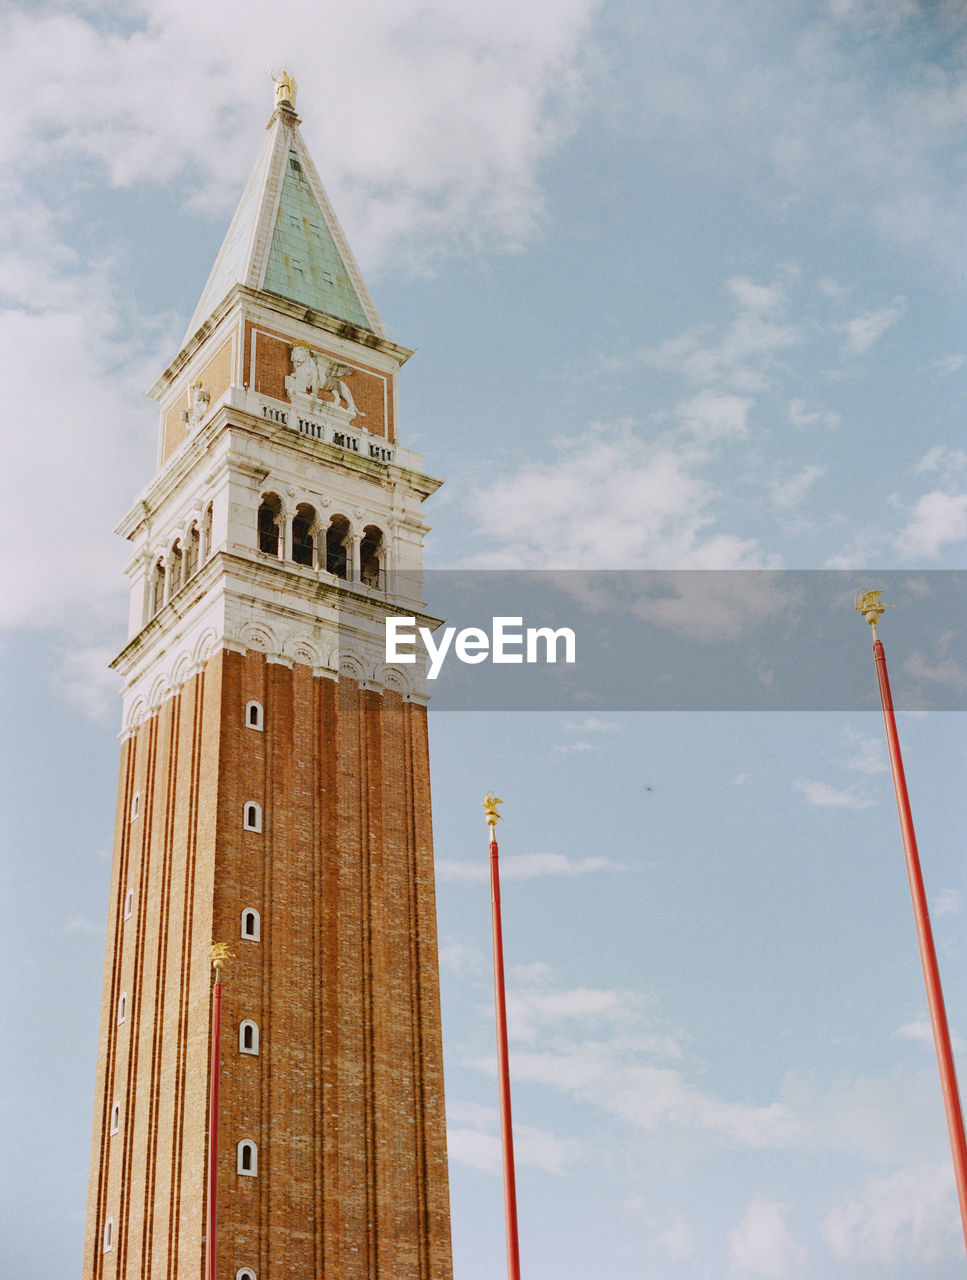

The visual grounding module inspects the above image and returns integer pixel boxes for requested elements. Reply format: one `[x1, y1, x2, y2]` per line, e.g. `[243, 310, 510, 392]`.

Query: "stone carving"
[285, 345, 363, 419]
[180, 381, 210, 431]
[284, 345, 319, 399]
[320, 360, 362, 418]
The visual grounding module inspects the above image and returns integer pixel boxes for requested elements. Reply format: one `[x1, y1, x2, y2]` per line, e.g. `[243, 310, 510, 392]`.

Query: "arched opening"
[243, 801, 262, 832]
[360, 525, 383, 589]
[326, 514, 349, 579]
[124, 888, 134, 920]
[258, 494, 282, 557]
[241, 908, 261, 941]
[239, 1019, 260, 1055]
[104, 1218, 114, 1252]
[184, 523, 200, 579]
[169, 541, 183, 594]
[292, 503, 316, 567]
[110, 1101, 121, 1135]
[245, 701, 264, 731]
[237, 1139, 258, 1176]
[117, 992, 127, 1023]
[151, 559, 166, 615]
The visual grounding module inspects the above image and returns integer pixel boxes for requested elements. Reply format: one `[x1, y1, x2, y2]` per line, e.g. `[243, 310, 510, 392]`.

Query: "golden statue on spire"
[483, 793, 503, 829]
[855, 588, 895, 626]
[272, 69, 298, 109]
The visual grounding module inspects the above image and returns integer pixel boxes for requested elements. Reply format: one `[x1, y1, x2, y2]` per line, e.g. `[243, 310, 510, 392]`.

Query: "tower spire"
[184, 76, 384, 343]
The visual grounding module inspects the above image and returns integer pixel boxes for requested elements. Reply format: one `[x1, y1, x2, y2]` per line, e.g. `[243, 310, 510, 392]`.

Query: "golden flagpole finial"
[855, 589, 893, 641]
[210, 942, 232, 973]
[483, 793, 503, 830]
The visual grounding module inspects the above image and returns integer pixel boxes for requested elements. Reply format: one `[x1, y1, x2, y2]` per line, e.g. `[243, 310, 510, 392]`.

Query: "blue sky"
[2, 1, 967, 1276]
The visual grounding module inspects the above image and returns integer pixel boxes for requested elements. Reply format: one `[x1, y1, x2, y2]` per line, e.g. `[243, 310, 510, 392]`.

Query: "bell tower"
[83, 75, 453, 1280]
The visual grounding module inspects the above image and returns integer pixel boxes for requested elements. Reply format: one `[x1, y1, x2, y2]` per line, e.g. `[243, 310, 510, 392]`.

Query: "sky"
[2, 0, 967, 1277]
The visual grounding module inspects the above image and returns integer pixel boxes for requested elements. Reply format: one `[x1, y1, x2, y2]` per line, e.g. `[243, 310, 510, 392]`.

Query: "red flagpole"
[206, 944, 230, 1280]
[857, 593, 967, 1253]
[484, 794, 521, 1280]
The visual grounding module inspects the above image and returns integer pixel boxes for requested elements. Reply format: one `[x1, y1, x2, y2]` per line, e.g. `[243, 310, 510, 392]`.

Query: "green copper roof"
[182, 106, 384, 343]
[262, 150, 371, 329]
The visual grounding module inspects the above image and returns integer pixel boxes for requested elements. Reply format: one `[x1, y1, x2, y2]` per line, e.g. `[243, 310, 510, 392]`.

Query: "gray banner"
[364, 570, 967, 710]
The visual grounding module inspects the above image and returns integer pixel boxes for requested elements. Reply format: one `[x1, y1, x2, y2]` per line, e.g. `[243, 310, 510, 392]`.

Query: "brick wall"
[83, 649, 452, 1279]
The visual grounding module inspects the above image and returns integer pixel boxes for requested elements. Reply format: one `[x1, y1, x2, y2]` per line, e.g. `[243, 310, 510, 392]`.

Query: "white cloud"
[504, 853, 619, 879]
[916, 444, 967, 478]
[770, 464, 824, 510]
[506, 1043, 799, 1147]
[0, 232, 161, 634]
[0, 0, 600, 267]
[456, 423, 764, 570]
[676, 390, 752, 442]
[827, 0, 921, 32]
[629, 573, 801, 643]
[728, 1199, 806, 1279]
[563, 716, 620, 732]
[64, 915, 105, 936]
[437, 937, 488, 977]
[841, 297, 906, 356]
[843, 728, 887, 775]
[817, 277, 851, 301]
[933, 888, 962, 918]
[436, 851, 620, 882]
[903, 647, 967, 694]
[898, 490, 967, 559]
[625, 5, 967, 274]
[894, 1020, 933, 1048]
[821, 1163, 959, 1266]
[53, 644, 123, 725]
[658, 1214, 694, 1261]
[445, 1124, 501, 1173]
[781, 1066, 954, 1165]
[467, 968, 800, 1151]
[930, 354, 966, 377]
[787, 398, 841, 430]
[895, 1017, 967, 1054]
[506, 979, 646, 1046]
[446, 1101, 580, 1175]
[794, 778, 874, 809]
[646, 276, 802, 393]
[727, 276, 786, 313]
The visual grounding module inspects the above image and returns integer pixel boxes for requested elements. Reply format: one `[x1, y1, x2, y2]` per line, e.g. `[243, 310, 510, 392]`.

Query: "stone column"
[348, 533, 362, 583]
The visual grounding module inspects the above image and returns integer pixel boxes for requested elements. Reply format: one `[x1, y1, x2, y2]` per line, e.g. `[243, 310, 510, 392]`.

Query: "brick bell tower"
[83, 74, 453, 1280]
